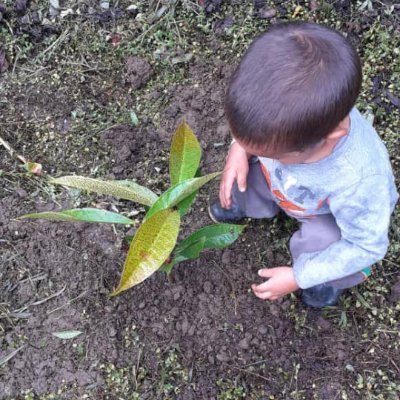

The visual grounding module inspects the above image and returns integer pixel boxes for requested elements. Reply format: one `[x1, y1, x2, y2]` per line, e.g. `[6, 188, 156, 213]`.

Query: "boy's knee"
[290, 214, 341, 260]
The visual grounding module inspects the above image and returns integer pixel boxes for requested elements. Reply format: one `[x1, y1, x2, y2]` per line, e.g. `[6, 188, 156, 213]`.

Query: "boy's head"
[225, 22, 362, 157]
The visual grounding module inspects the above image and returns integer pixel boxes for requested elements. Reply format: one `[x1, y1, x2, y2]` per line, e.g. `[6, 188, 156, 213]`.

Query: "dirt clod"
[125, 56, 153, 90]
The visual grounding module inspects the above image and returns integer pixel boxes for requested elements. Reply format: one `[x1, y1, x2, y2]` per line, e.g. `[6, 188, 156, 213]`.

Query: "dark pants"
[232, 160, 369, 289]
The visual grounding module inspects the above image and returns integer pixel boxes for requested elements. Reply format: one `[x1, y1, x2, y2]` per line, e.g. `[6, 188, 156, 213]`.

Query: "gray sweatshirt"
[258, 108, 399, 289]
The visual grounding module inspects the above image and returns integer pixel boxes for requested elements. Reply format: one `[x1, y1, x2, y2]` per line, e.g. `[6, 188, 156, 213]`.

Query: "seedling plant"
[20, 122, 245, 296]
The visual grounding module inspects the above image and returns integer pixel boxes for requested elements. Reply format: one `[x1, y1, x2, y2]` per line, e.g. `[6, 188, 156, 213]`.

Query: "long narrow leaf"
[52, 330, 83, 339]
[19, 208, 135, 225]
[146, 172, 220, 220]
[175, 224, 246, 254]
[111, 209, 180, 296]
[169, 120, 202, 186]
[51, 176, 158, 206]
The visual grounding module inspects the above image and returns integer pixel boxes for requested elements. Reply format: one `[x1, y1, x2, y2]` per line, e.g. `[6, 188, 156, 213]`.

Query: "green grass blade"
[19, 208, 135, 225]
[175, 224, 246, 254]
[51, 176, 158, 206]
[145, 172, 220, 220]
[169, 120, 202, 186]
[111, 209, 180, 296]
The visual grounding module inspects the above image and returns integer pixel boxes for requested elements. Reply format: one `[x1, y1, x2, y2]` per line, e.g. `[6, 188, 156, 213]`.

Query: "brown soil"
[1, 1, 399, 399]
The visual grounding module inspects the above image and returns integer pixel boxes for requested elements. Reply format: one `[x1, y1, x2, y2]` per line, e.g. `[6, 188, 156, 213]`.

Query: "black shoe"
[208, 199, 246, 223]
[301, 284, 345, 308]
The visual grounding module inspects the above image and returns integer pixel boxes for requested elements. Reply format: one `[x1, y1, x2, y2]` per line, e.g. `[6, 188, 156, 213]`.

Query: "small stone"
[216, 124, 231, 140]
[310, 0, 319, 11]
[19, 14, 30, 24]
[268, 304, 280, 317]
[173, 292, 180, 301]
[216, 352, 230, 362]
[15, 188, 27, 198]
[389, 279, 400, 303]
[203, 281, 212, 294]
[239, 338, 250, 350]
[221, 250, 231, 265]
[109, 327, 117, 338]
[258, 325, 268, 334]
[259, 7, 276, 19]
[181, 318, 189, 335]
[316, 316, 332, 331]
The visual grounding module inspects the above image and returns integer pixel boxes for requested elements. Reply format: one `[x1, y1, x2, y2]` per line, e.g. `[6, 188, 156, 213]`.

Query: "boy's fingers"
[251, 281, 270, 293]
[220, 181, 229, 209]
[258, 268, 274, 278]
[222, 174, 235, 208]
[237, 171, 247, 192]
[252, 287, 273, 300]
[219, 182, 225, 208]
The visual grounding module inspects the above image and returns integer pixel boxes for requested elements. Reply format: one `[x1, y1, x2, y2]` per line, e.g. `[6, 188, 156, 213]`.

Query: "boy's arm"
[293, 174, 398, 289]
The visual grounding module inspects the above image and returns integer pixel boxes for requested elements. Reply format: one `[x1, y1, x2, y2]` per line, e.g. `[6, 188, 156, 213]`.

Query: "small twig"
[390, 358, 400, 375]
[230, 364, 270, 382]
[13, 285, 66, 313]
[47, 290, 87, 314]
[383, 258, 400, 268]
[0, 345, 25, 366]
[133, 348, 142, 390]
[11, 51, 19, 75]
[0, 135, 26, 164]
[36, 28, 70, 60]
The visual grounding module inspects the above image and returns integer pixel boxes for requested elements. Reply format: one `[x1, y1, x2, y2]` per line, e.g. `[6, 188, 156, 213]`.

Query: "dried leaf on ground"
[52, 330, 83, 339]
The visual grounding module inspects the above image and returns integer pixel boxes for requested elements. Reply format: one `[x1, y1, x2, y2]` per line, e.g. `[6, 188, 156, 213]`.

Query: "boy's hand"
[251, 267, 299, 301]
[220, 142, 251, 208]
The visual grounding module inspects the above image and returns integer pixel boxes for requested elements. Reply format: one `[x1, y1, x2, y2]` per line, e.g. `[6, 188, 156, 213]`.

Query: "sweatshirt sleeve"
[293, 174, 396, 289]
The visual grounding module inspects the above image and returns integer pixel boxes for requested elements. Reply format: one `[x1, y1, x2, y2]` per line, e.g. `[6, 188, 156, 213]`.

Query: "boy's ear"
[326, 116, 350, 140]
[327, 128, 348, 140]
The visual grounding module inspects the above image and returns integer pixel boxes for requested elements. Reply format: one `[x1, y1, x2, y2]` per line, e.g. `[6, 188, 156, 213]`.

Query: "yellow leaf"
[292, 5, 302, 17]
[51, 176, 158, 206]
[111, 209, 180, 295]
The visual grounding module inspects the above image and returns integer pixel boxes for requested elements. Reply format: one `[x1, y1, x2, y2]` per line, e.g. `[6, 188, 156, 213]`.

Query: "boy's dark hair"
[225, 22, 362, 153]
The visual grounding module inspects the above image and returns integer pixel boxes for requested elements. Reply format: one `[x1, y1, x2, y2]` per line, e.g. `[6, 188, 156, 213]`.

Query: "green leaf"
[175, 224, 246, 254]
[176, 190, 197, 217]
[111, 209, 180, 296]
[169, 120, 202, 186]
[19, 208, 135, 225]
[161, 236, 206, 274]
[51, 176, 158, 206]
[130, 110, 139, 126]
[146, 172, 220, 220]
[174, 235, 207, 263]
[52, 330, 83, 340]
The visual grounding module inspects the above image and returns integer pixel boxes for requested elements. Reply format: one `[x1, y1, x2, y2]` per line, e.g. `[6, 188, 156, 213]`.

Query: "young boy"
[209, 22, 399, 308]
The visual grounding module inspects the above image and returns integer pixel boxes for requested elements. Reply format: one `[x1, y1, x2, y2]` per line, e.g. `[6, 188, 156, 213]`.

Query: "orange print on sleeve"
[260, 164, 306, 213]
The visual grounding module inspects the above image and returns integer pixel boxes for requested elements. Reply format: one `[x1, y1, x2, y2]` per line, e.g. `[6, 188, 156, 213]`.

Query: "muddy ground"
[0, 1, 399, 399]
